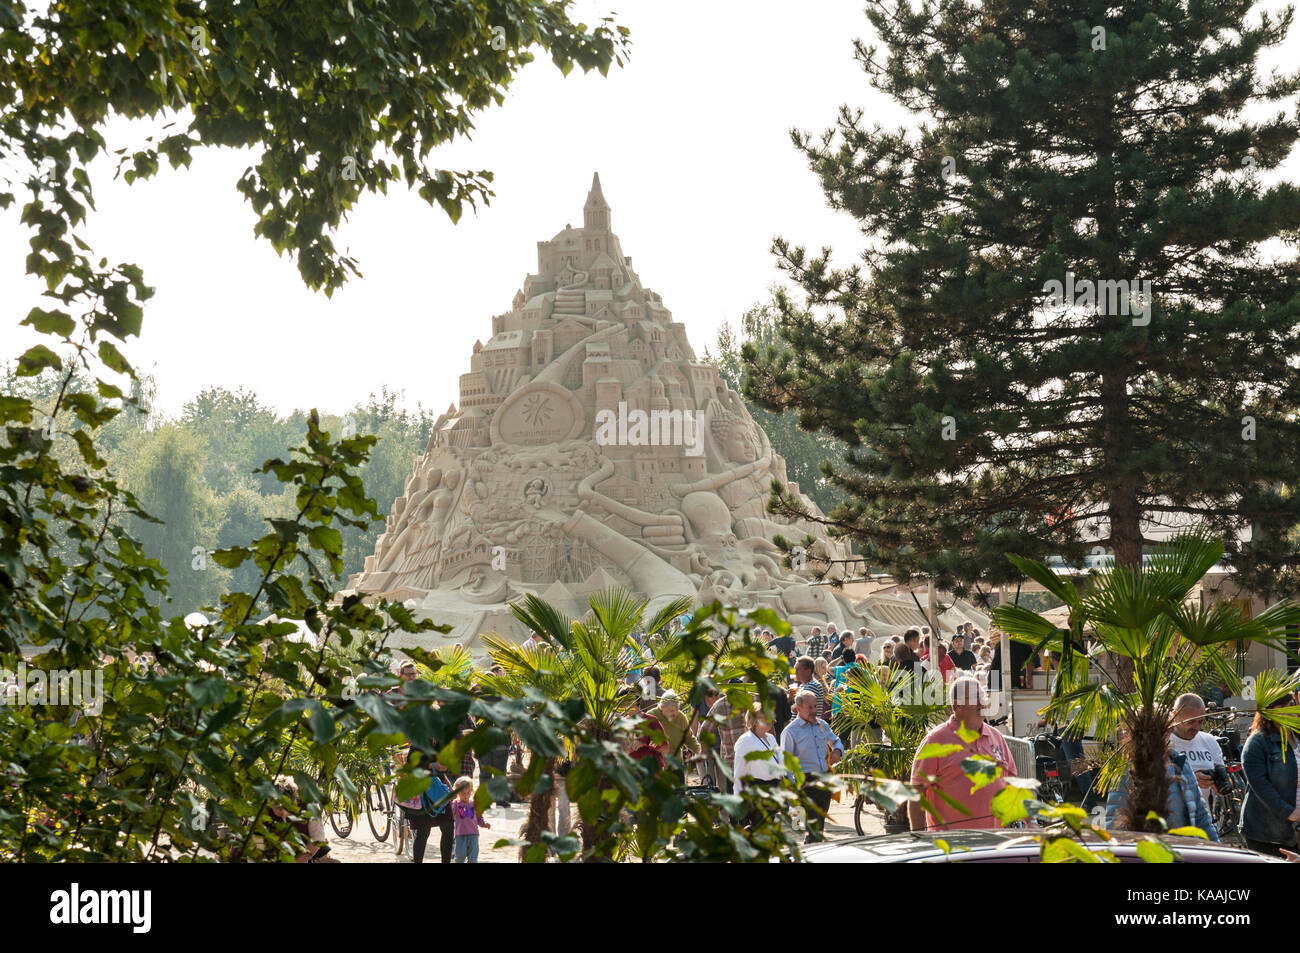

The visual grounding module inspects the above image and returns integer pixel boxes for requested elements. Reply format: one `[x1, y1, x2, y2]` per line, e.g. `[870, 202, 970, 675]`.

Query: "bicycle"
[1199, 707, 1248, 845]
[1205, 706, 1244, 761]
[365, 778, 394, 842]
[393, 807, 413, 858]
[1030, 724, 1069, 807]
[1206, 762, 1247, 846]
[326, 780, 355, 839]
[852, 792, 873, 836]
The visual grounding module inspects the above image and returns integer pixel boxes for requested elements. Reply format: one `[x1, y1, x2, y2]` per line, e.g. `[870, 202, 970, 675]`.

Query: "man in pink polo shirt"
[908, 677, 1016, 831]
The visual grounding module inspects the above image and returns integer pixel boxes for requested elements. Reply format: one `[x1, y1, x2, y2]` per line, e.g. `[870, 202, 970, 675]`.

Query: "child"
[450, 776, 490, 863]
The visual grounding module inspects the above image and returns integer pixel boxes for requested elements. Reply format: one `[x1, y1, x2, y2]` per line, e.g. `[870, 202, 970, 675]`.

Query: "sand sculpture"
[345, 175, 866, 650]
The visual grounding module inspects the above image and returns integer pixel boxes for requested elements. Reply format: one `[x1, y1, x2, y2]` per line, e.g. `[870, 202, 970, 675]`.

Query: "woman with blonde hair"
[733, 704, 783, 794]
[813, 657, 833, 721]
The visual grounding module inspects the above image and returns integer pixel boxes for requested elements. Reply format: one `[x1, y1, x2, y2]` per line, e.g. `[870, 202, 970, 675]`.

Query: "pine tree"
[748, 0, 1300, 593]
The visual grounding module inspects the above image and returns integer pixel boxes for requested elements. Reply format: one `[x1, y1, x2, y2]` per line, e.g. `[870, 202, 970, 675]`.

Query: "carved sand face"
[724, 424, 757, 463]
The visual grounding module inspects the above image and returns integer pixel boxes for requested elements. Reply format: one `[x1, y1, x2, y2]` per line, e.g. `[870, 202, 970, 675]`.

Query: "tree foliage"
[747, 0, 1300, 592]
[704, 301, 846, 516]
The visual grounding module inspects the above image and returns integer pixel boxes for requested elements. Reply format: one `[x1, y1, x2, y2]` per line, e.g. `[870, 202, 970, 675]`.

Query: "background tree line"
[2, 363, 435, 614]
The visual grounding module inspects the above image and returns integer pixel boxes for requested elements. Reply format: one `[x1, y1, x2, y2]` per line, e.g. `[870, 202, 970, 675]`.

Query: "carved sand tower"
[346, 175, 867, 650]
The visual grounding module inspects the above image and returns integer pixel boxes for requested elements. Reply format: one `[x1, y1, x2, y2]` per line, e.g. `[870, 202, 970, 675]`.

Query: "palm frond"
[1142, 529, 1224, 598]
[586, 586, 648, 648]
[643, 597, 694, 638]
[1167, 600, 1268, 649]
[1252, 669, 1300, 750]
[1241, 602, 1300, 653]
[509, 593, 575, 650]
[1004, 553, 1084, 609]
[1081, 564, 1170, 633]
[418, 644, 476, 688]
[991, 602, 1062, 648]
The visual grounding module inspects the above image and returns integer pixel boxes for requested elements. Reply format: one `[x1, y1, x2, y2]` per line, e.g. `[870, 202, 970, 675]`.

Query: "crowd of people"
[379, 621, 1298, 860]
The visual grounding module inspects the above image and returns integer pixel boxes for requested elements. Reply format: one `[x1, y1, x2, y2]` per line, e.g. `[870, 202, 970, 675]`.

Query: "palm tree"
[992, 530, 1300, 834]
[480, 586, 692, 858]
[415, 644, 477, 690]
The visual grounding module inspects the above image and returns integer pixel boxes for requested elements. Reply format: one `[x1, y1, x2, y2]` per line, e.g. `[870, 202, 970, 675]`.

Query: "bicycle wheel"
[1209, 788, 1243, 845]
[853, 795, 869, 836]
[366, 783, 392, 842]
[394, 812, 407, 856]
[328, 783, 354, 839]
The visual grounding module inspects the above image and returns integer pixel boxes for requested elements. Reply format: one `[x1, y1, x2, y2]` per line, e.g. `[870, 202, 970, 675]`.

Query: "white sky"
[4, 2, 1297, 419]
[0, 0, 885, 418]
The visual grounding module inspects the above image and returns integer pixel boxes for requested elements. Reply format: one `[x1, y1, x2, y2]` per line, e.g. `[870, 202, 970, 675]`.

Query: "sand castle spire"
[583, 171, 610, 233]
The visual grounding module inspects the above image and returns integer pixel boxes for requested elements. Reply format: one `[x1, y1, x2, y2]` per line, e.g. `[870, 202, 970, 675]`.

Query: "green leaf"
[991, 785, 1032, 825]
[1135, 839, 1176, 863]
[395, 773, 430, 802]
[98, 340, 131, 374]
[71, 429, 107, 469]
[16, 344, 61, 376]
[0, 395, 31, 421]
[211, 547, 251, 569]
[1042, 836, 1100, 863]
[308, 525, 342, 556]
[917, 742, 963, 760]
[21, 307, 75, 337]
[960, 755, 1002, 792]
[307, 701, 335, 742]
[185, 677, 229, 706]
[355, 692, 404, 735]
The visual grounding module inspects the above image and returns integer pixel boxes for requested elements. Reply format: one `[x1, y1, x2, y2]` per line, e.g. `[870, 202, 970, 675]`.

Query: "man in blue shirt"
[781, 689, 844, 842]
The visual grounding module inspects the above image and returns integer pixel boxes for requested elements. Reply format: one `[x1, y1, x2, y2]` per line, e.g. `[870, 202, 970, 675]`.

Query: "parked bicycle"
[1205, 761, 1247, 846]
[1031, 724, 1069, 806]
[1205, 706, 1245, 761]
[1198, 707, 1247, 845]
[393, 804, 414, 859]
[365, 777, 395, 842]
[326, 780, 355, 839]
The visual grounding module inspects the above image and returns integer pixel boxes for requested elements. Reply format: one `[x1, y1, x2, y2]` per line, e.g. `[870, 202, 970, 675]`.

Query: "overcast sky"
[0, 0, 890, 418]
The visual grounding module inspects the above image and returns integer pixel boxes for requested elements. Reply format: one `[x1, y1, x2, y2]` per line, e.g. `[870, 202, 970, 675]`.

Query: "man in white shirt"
[1169, 693, 1224, 802]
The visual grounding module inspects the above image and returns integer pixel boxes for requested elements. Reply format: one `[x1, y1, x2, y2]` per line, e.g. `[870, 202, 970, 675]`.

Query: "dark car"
[802, 829, 1285, 863]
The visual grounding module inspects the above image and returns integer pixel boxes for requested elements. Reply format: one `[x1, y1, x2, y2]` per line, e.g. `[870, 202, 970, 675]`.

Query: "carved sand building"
[347, 175, 867, 649]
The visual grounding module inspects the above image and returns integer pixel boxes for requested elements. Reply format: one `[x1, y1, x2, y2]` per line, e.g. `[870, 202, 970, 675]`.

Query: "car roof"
[802, 829, 1282, 863]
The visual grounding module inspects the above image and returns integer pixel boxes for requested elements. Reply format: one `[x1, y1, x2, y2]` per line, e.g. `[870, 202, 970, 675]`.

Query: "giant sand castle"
[346, 175, 879, 650]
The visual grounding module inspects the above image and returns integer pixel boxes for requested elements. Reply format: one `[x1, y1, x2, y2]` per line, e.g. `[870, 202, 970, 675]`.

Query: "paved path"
[327, 802, 532, 863]
[325, 793, 883, 863]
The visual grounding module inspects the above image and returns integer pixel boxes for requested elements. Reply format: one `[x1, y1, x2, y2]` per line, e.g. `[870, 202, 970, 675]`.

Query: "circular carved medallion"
[491, 381, 585, 446]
